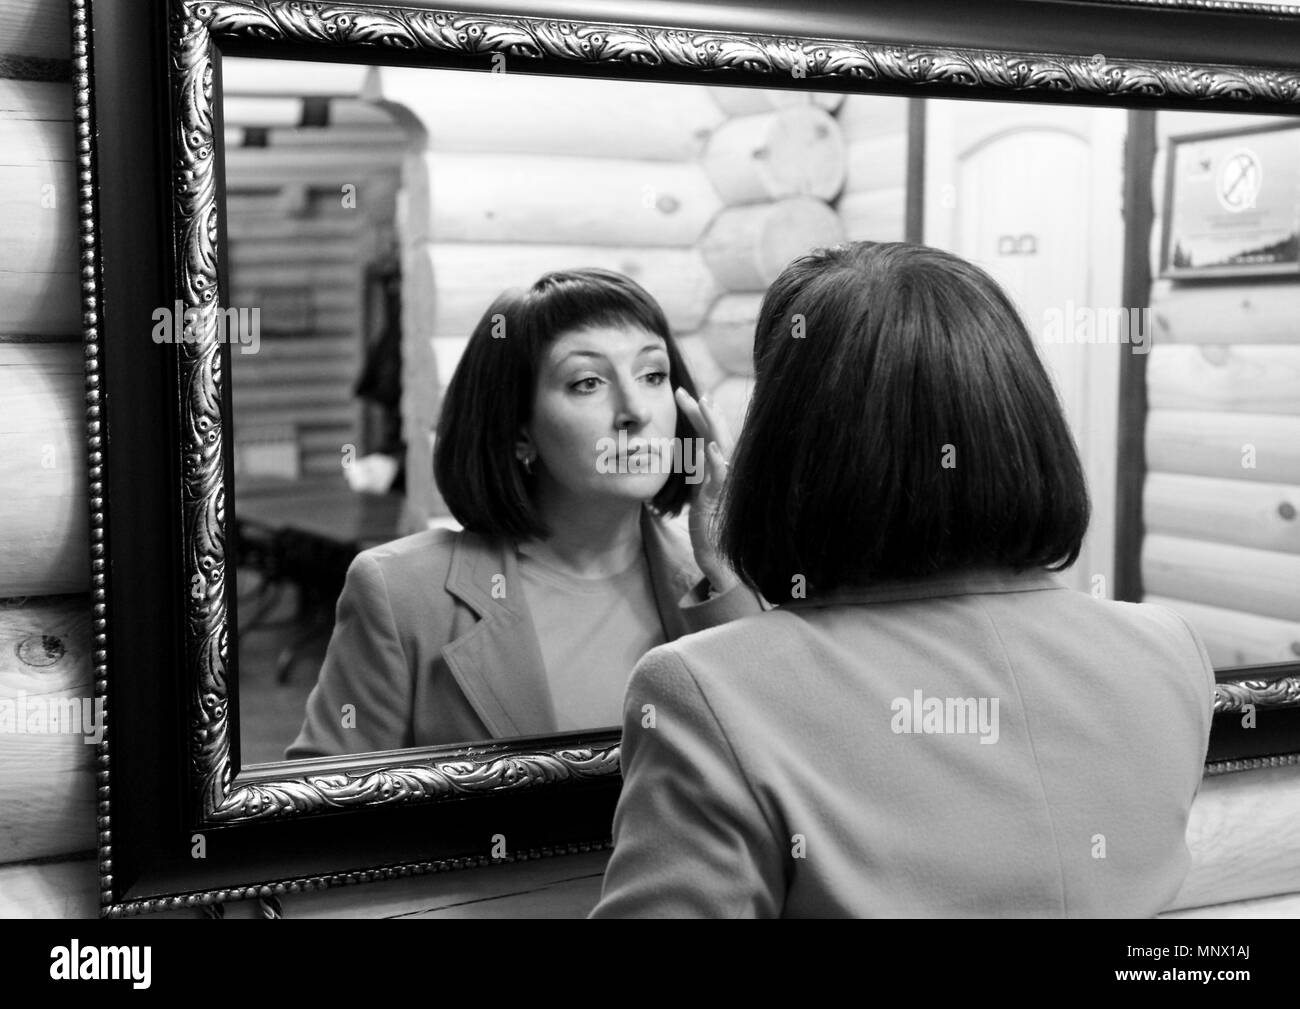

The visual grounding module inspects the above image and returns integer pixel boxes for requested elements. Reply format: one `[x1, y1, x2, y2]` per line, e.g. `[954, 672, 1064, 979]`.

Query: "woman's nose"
[613, 378, 652, 428]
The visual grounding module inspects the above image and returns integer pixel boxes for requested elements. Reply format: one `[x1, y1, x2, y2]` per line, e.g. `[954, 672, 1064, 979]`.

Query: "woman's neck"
[519, 483, 645, 578]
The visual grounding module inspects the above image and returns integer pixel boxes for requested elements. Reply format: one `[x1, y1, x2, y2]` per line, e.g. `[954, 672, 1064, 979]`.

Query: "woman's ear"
[515, 426, 535, 464]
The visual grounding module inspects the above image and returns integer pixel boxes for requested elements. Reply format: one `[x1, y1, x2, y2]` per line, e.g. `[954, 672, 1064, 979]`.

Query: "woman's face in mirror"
[525, 323, 679, 505]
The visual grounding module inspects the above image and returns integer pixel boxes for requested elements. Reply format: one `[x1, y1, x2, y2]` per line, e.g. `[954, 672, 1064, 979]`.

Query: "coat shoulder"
[351, 526, 464, 586]
[641, 607, 804, 688]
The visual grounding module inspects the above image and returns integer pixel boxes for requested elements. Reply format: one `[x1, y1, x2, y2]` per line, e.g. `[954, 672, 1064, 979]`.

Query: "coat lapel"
[439, 506, 702, 739]
[441, 529, 558, 738]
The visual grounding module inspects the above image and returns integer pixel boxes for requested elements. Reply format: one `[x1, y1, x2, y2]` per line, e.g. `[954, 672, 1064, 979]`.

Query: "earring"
[521, 453, 535, 476]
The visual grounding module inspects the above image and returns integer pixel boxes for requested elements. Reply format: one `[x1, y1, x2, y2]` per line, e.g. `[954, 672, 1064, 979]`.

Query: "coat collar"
[780, 565, 1070, 610]
[441, 504, 700, 737]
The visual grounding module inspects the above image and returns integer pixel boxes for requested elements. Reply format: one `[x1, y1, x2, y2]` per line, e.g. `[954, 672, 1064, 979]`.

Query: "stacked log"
[0, 0, 97, 863]
[686, 95, 853, 436]
[836, 94, 909, 243]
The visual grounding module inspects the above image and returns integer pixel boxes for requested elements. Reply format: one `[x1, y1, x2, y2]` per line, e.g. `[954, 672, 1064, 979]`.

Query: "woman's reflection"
[286, 268, 765, 758]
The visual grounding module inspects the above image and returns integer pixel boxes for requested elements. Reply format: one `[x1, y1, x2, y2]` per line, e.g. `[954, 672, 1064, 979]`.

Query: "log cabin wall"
[0, 2, 97, 878]
[1141, 110, 1300, 668]
[3, 1, 1300, 917]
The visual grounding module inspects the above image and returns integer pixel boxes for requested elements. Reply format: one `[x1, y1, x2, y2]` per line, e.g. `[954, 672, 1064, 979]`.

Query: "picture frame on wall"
[1162, 120, 1300, 279]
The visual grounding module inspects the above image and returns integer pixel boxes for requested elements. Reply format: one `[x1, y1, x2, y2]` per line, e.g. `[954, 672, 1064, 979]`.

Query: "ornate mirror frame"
[75, 0, 1300, 915]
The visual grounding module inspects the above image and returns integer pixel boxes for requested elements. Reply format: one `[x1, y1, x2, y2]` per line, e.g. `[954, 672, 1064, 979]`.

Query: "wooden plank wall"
[3, 0, 1300, 919]
[222, 98, 405, 480]
[1142, 110, 1300, 667]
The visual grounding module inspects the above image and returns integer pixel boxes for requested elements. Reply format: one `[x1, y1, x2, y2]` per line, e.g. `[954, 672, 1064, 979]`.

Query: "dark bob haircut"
[433, 267, 701, 539]
[716, 240, 1091, 602]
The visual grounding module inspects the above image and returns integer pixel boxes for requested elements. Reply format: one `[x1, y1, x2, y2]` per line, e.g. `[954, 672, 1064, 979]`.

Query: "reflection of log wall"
[4, 0, 1300, 915]
[1141, 111, 1300, 668]
[386, 69, 859, 525]
[836, 95, 909, 243]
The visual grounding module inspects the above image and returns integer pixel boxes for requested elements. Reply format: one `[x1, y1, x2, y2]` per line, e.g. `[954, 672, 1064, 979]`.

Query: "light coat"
[590, 565, 1217, 918]
[286, 504, 765, 757]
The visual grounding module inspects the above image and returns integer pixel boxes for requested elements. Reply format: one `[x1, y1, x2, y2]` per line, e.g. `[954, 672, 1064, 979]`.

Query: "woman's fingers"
[697, 396, 735, 458]
[704, 440, 729, 494]
[677, 389, 735, 506]
[676, 386, 735, 460]
[674, 385, 706, 438]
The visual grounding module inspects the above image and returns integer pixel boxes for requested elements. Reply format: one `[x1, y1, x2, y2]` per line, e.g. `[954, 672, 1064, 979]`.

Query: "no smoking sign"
[1217, 148, 1262, 213]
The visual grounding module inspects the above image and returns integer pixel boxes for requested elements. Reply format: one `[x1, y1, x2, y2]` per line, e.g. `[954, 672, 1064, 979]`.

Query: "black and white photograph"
[2, 0, 1299, 943]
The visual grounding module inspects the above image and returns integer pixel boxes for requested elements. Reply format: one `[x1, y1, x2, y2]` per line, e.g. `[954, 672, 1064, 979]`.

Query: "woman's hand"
[674, 386, 741, 595]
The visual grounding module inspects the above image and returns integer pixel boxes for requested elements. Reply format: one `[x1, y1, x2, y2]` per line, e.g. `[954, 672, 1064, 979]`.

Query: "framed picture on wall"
[1161, 120, 1300, 279]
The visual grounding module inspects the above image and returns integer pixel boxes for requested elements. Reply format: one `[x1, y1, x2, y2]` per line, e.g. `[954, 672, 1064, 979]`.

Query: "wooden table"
[235, 477, 404, 551]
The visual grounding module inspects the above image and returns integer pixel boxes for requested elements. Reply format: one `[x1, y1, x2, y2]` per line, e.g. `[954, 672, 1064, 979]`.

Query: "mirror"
[80, 0, 1300, 914]
[222, 57, 1300, 768]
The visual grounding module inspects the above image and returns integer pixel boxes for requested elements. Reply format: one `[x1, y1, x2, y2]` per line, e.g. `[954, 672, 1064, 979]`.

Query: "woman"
[286, 268, 764, 758]
[590, 241, 1216, 918]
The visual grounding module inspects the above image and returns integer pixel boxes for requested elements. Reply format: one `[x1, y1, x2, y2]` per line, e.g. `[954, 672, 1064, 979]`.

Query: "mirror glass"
[220, 56, 1300, 767]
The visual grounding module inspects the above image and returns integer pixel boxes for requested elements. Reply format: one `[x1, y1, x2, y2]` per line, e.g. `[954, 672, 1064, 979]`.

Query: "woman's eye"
[570, 376, 602, 393]
[642, 370, 669, 386]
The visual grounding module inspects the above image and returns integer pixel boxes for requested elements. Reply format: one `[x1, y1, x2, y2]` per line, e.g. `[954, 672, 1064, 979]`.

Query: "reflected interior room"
[225, 57, 1300, 768]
